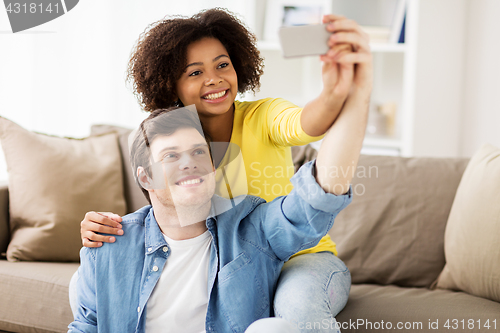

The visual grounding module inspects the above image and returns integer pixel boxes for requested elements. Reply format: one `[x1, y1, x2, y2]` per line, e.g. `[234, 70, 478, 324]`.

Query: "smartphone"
[278, 24, 331, 58]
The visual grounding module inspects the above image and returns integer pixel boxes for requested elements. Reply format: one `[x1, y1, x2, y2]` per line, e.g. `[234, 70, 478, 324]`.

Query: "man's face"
[148, 127, 215, 210]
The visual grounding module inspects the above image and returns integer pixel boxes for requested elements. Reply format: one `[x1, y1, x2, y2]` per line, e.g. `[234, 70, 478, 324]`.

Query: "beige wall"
[412, 0, 500, 158]
[412, 0, 467, 157]
[461, 0, 500, 157]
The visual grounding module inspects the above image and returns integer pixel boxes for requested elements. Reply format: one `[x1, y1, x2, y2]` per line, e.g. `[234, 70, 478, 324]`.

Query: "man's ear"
[137, 167, 154, 191]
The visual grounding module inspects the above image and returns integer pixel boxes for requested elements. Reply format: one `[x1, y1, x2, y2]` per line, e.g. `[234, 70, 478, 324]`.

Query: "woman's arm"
[314, 15, 373, 195]
[80, 212, 123, 247]
[300, 15, 370, 137]
[315, 89, 370, 196]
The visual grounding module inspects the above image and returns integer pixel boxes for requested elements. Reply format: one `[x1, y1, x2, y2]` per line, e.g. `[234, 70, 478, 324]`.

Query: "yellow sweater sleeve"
[241, 98, 325, 148]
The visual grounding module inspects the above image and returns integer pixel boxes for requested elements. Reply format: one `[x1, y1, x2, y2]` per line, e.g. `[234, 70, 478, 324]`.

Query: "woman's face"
[176, 37, 238, 119]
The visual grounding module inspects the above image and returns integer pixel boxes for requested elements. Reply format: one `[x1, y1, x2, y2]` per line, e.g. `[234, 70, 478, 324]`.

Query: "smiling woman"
[126, 8, 264, 116]
[175, 38, 239, 122]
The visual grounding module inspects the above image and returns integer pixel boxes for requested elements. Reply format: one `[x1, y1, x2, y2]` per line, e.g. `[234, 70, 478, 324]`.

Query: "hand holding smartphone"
[278, 24, 331, 58]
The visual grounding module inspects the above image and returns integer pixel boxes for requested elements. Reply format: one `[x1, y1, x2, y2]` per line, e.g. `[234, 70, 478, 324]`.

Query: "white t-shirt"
[145, 229, 212, 333]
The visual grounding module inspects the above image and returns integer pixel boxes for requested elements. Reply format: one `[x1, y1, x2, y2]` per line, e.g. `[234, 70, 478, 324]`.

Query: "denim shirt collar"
[143, 194, 261, 258]
[142, 195, 231, 256]
[209, 194, 264, 221]
[144, 209, 169, 256]
[208, 194, 248, 219]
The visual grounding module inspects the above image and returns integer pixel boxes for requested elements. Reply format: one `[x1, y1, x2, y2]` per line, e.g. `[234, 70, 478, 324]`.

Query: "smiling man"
[68, 103, 366, 333]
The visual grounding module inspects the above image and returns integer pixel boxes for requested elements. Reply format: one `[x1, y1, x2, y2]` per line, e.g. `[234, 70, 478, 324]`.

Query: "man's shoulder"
[121, 205, 151, 227]
[83, 205, 151, 259]
[213, 195, 265, 223]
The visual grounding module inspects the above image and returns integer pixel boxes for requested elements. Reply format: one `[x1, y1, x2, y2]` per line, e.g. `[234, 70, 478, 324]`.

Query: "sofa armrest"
[0, 182, 9, 258]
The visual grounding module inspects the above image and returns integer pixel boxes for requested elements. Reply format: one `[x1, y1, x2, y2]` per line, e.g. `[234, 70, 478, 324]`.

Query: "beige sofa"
[1, 138, 499, 332]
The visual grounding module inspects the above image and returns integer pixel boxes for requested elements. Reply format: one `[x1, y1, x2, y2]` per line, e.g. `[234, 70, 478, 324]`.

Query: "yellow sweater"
[214, 98, 337, 257]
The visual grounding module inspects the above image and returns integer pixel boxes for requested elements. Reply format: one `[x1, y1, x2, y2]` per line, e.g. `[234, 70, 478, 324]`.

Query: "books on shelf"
[360, 0, 406, 45]
[398, 12, 406, 43]
[361, 26, 391, 44]
[390, 0, 407, 43]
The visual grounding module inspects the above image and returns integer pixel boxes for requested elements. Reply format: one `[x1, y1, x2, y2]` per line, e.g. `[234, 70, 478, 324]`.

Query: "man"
[69, 102, 367, 332]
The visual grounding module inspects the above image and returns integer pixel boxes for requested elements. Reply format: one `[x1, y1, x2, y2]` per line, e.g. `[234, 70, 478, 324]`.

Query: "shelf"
[257, 40, 406, 53]
[309, 137, 402, 154]
[369, 43, 407, 53]
[363, 137, 403, 149]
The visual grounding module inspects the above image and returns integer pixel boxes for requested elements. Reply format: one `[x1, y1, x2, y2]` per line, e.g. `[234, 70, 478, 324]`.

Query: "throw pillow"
[90, 124, 149, 213]
[0, 117, 127, 262]
[434, 144, 500, 302]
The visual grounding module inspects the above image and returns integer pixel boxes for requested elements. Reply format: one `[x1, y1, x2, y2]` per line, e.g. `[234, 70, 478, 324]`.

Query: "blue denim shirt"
[68, 160, 352, 333]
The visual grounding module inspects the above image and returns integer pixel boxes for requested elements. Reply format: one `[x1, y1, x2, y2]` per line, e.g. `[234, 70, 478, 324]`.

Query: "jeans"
[69, 252, 350, 333]
[274, 252, 351, 333]
[69, 270, 78, 317]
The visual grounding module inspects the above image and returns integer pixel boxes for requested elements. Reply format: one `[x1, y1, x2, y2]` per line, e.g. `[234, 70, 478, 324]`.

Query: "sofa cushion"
[435, 144, 500, 302]
[91, 125, 149, 213]
[0, 117, 127, 262]
[330, 154, 469, 288]
[336, 284, 500, 333]
[0, 183, 9, 258]
[0, 260, 78, 333]
[292, 145, 470, 288]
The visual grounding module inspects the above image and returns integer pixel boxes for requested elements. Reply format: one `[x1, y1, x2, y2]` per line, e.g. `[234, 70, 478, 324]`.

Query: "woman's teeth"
[203, 90, 227, 100]
[178, 178, 202, 186]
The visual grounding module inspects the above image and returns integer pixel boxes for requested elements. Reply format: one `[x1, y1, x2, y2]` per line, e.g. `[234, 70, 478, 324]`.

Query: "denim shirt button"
[137, 307, 140, 312]
[152, 266, 159, 272]
[148, 247, 152, 252]
[162, 246, 168, 252]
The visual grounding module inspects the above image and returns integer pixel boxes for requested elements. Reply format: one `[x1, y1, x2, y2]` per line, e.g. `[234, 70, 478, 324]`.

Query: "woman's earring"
[174, 99, 182, 107]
